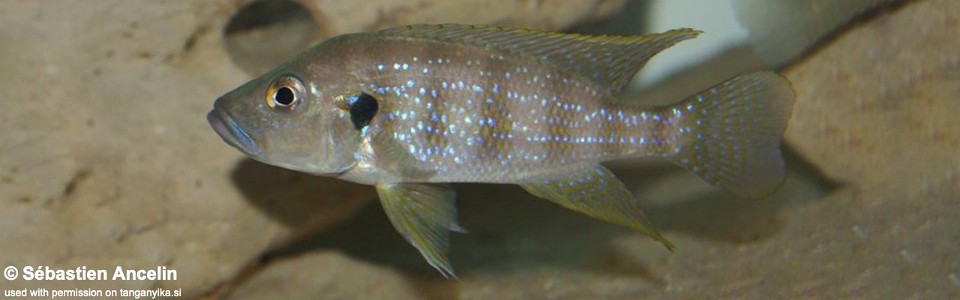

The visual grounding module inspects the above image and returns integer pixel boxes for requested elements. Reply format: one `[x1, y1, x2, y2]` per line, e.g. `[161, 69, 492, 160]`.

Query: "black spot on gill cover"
[349, 93, 378, 130]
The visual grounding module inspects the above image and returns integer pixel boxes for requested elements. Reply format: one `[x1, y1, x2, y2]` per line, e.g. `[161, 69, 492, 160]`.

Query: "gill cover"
[209, 53, 363, 175]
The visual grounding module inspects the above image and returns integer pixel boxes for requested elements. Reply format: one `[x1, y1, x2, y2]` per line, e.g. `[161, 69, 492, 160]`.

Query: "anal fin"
[521, 166, 673, 250]
[377, 183, 461, 277]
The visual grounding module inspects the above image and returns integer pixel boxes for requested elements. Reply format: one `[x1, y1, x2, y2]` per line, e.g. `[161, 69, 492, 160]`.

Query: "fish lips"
[207, 108, 262, 157]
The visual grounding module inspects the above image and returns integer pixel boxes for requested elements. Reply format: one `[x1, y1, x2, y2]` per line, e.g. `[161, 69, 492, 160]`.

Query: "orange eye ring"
[266, 75, 305, 110]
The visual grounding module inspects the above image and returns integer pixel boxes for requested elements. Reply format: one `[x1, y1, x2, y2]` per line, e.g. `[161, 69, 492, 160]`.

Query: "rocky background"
[0, 0, 957, 299]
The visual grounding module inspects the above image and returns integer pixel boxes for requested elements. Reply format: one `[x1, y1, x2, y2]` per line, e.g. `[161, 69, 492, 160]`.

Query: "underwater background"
[0, 0, 957, 298]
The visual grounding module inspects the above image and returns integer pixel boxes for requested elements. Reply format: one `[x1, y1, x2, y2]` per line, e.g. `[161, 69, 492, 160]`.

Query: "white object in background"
[632, 0, 748, 90]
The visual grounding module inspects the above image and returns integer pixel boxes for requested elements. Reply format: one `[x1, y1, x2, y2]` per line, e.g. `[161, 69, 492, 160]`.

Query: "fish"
[734, 0, 903, 68]
[207, 24, 795, 277]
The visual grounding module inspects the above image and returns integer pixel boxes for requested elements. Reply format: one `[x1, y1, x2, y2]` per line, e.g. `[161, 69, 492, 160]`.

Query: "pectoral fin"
[521, 166, 673, 250]
[370, 130, 436, 181]
[376, 183, 461, 277]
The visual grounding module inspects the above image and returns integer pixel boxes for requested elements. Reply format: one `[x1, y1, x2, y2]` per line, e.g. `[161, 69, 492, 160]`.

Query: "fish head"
[207, 49, 362, 176]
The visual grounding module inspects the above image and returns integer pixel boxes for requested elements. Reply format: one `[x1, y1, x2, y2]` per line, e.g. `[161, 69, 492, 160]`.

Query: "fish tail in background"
[668, 71, 795, 198]
[734, 0, 902, 68]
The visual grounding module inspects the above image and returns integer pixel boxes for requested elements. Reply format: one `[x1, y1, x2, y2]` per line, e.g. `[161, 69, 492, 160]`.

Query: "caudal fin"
[669, 71, 795, 198]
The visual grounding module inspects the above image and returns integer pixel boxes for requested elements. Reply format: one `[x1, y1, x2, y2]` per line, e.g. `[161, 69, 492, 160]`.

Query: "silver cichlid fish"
[207, 24, 794, 277]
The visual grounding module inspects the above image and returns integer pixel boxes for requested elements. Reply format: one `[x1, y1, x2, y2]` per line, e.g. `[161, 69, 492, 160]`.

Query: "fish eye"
[266, 75, 305, 110]
[275, 87, 295, 105]
[338, 92, 379, 130]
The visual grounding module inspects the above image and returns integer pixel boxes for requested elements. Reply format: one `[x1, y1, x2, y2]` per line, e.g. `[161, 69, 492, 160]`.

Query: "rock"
[4, 0, 958, 298]
[784, 0, 960, 197]
[225, 251, 423, 300]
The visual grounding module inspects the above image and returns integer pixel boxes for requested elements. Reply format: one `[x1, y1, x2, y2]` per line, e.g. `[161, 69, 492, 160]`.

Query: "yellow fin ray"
[521, 165, 673, 250]
[377, 183, 461, 277]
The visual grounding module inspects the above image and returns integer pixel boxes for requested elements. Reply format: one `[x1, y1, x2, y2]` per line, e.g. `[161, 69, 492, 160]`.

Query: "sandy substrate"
[0, 0, 957, 299]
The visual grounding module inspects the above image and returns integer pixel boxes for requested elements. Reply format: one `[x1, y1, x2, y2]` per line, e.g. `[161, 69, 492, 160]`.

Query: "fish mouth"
[207, 109, 262, 157]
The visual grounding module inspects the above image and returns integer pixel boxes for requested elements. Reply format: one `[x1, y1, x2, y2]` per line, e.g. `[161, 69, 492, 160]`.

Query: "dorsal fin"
[377, 24, 700, 94]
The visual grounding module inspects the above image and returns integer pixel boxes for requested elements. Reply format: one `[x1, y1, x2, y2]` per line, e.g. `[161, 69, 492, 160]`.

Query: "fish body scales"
[343, 36, 675, 183]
